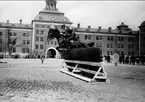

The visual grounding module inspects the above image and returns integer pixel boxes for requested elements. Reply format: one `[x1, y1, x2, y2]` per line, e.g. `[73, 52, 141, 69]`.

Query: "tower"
[45, 0, 57, 10]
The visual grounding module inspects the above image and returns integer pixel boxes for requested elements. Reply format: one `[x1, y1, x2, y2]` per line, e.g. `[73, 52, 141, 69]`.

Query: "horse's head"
[47, 28, 61, 41]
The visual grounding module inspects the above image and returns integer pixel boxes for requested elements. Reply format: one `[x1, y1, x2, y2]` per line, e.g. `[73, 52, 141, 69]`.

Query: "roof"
[0, 22, 32, 29]
[72, 27, 138, 35]
[139, 21, 145, 27]
[33, 9, 72, 24]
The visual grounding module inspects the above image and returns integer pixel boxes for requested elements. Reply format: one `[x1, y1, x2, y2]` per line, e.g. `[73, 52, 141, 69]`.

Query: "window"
[110, 51, 113, 55]
[0, 32, 2, 36]
[121, 44, 124, 48]
[40, 37, 43, 41]
[107, 51, 109, 55]
[132, 45, 134, 49]
[36, 36, 39, 41]
[36, 30, 39, 34]
[107, 36, 110, 41]
[110, 44, 113, 48]
[40, 45, 43, 49]
[27, 40, 30, 44]
[41, 30, 44, 34]
[35, 44, 39, 49]
[99, 43, 102, 48]
[85, 35, 87, 40]
[96, 36, 102, 40]
[107, 44, 109, 48]
[100, 36, 102, 40]
[12, 47, 16, 53]
[96, 36, 99, 40]
[128, 44, 130, 49]
[22, 48, 25, 53]
[55, 41, 57, 45]
[23, 40, 25, 44]
[128, 37, 131, 42]
[88, 35, 91, 40]
[23, 33, 26, 37]
[13, 32, 17, 36]
[0, 48, 2, 52]
[122, 37, 124, 41]
[27, 33, 29, 37]
[110, 37, 113, 41]
[26, 48, 29, 53]
[51, 41, 53, 45]
[0, 39, 2, 44]
[118, 44, 120, 48]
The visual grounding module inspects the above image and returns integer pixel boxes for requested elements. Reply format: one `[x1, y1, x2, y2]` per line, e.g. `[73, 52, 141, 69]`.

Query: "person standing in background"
[40, 54, 45, 64]
[113, 52, 119, 66]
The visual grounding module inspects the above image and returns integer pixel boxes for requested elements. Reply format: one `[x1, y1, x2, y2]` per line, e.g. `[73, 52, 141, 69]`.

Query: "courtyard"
[0, 58, 145, 102]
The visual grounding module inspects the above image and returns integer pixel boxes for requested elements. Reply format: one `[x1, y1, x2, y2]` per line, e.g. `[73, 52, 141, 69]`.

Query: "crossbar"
[60, 60, 108, 83]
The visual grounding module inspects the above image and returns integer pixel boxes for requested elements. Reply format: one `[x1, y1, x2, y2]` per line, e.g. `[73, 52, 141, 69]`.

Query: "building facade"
[0, 0, 144, 58]
[0, 20, 32, 57]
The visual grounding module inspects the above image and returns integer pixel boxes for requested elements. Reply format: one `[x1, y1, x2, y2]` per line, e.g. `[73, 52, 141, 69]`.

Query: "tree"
[7, 28, 17, 56]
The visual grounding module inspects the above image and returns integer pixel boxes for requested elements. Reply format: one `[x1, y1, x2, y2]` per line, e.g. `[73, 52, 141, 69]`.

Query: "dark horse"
[47, 28, 102, 62]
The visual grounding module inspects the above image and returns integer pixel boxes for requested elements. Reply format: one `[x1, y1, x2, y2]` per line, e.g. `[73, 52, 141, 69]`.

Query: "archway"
[45, 47, 61, 58]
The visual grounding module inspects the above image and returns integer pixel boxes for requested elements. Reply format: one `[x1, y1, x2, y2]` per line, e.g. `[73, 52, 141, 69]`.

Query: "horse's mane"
[47, 28, 61, 41]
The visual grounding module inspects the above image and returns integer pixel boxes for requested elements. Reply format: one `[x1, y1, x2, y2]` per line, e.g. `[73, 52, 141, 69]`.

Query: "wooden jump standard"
[60, 60, 109, 83]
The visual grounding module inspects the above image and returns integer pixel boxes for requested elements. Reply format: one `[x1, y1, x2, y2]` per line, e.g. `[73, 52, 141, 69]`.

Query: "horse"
[47, 28, 93, 50]
[47, 28, 102, 62]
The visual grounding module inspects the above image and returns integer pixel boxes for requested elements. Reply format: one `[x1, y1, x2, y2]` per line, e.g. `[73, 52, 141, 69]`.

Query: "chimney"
[88, 26, 91, 29]
[108, 27, 112, 30]
[77, 23, 80, 28]
[98, 26, 101, 30]
[20, 19, 22, 24]
[7, 20, 9, 23]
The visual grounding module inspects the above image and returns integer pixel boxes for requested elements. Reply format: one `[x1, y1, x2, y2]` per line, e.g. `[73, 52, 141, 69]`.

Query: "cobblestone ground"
[0, 59, 145, 102]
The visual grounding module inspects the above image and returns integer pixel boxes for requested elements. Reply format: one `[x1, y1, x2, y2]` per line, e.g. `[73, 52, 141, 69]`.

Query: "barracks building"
[0, 0, 145, 58]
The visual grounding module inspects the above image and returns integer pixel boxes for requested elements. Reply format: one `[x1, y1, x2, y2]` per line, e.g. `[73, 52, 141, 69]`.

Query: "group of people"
[104, 53, 145, 66]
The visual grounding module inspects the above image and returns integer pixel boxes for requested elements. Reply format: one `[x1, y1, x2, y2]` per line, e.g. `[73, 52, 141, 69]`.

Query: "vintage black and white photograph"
[0, 0, 145, 102]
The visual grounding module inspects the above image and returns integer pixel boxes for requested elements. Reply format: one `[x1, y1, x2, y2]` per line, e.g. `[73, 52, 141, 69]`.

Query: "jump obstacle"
[60, 60, 109, 83]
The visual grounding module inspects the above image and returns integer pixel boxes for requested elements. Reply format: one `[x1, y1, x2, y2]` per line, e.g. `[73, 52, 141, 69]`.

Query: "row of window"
[23, 40, 30, 45]
[35, 44, 44, 49]
[35, 36, 44, 41]
[128, 44, 134, 49]
[48, 40, 57, 45]
[107, 51, 134, 56]
[96, 43, 102, 48]
[85, 35, 91, 40]
[96, 36, 102, 40]
[118, 44, 124, 48]
[22, 48, 29, 53]
[107, 36, 113, 41]
[0, 47, 30, 53]
[23, 33, 30, 37]
[36, 30, 45, 34]
[128, 37, 135, 42]
[107, 44, 113, 48]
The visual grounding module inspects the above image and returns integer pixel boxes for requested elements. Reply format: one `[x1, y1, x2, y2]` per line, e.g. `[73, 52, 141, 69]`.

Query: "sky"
[0, 1, 145, 30]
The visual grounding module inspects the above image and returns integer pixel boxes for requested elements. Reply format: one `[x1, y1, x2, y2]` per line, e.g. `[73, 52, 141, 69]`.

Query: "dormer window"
[51, 17, 55, 21]
[39, 16, 43, 20]
[25, 25, 29, 28]
[12, 24, 15, 27]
